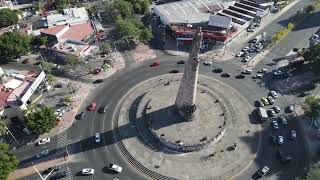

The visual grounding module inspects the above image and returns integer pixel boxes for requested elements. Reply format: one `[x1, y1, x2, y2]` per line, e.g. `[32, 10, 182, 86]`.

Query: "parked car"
[256, 45, 264, 52]
[242, 69, 252, 74]
[177, 60, 185, 64]
[273, 106, 281, 113]
[43, 166, 61, 174]
[203, 61, 213, 66]
[270, 91, 278, 98]
[261, 97, 269, 106]
[280, 116, 287, 125]
[87, 102, 97, 111]
[255, 74, 263, 79]
[259, 68, 268, 73]
[93, 79, 103, 84]
[267, 96, 275, 105]
[82, 168, 95, 175]
[108, 164, 122, 173]
[256, 100, 264, 107]
[235, 74, 245, 79]
[50, 171, 67, 180]
[249, 46, 256, 52]
[269, 109, 276, 117]
[243, 55, 252, 62]
[38, 138, 51, 145]
[247, 28, 255, 32]
[272, 120, 279, 130]
[98, 105, 108, 113]
[242, 46, 250, 52]
[236, 51, 245, 57]
[36, 150, 49, 158]
[95, 133, 101, 143]
[288, 105, 294, 113]
[273, 70, 284, 76]
[290, 129, 297, 140]
[213, 68, 223, 73]
[150, 61, 160, 67]
[221, 73, 231, 78]
[277, 135, 284, 145]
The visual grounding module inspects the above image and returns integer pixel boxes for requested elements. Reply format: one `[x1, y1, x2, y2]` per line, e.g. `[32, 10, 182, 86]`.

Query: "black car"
[43, 166, 61, 174]
[50, 171, 67, 179]
[93, 79, 103, 84]
[98, 105, 108, 113]
[54, 84, 63, 88]
[221, 73, 231, 78]
[213, 68, 223, 73]
[235, 74, 245, 79]
[76, 112, 85, 120]
[177, 60, 185, 64]
[169, 70, 179, 73]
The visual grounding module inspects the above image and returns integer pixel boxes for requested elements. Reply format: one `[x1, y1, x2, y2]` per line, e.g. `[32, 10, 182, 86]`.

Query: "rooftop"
[153, 0, 225, 25]
[45, 7, 89, 27]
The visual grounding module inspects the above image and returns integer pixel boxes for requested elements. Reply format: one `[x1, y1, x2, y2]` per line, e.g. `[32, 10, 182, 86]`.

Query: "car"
[242, 69, 252, 74]
[43, 166, 61, 174]
[261, 97, 269, 106]
[290, 129, 297, 140]
[272, 120, 279, 130]
[236, 51, 245, 57]
[269, 109, 276, 117]
[255, 43, 262, 48]
[249, 46, 256, 52]
[82, 168, 95, 175]
[256, 45, 264, 52]
[213, 68, 223, 73]
[256, 100, 264, 107]
[270, 91, 278, 99]
[169, 70, 179, 73]
[78, 112, 85, 119]
[267, 96, 275, 105]
[87, 102, 96, 111]
[54, 84, 63, 88]
[221, 73, 231, 78]
[288, 105, 294, 113]
[243, 55, 252, 62]
[95, 133, 101, 143]
[98, 105, 108, 113]
[108, 164, 122, 173]
[255, 74, 263, 79]
[36, 150, 49, 158]
[247, 28, 255, 32]
[92, 68, 102, 75]
[38, 138, 51, 145]
[259, 68, 268, 73]
[177, 60, 185, 64]
[150, 61, 160, 67]
[280, 116, 287, 125]
[273, 106, 281, 113]
[257, 166, 269, 178]
[50, 171, 67, 180]
[235, 74, 245, 79]
[273, 70, 283, 76]
[93, 79, 103, 84]
[277, 135, 284, 145]
[23, 127, 32, 135]
[242, 46, 250, 52]
[203, 61, 213, 66]
[261, 32, 267, 37]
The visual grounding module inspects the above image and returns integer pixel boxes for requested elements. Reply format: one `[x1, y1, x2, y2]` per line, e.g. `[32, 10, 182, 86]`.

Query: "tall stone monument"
[175, 27, 203, 121]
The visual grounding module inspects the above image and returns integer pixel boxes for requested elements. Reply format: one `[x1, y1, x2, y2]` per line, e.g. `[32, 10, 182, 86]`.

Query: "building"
[43, 7, 89, 27]
[0, 68, 47, 121]
[40, 20, 97, 60]
[152, 0, 273, 47]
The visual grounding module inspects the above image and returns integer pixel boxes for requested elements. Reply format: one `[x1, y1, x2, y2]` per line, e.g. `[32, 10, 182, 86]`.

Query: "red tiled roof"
[60, 21, 94, 42]
[41, 25, 67, 35]
[0, 85, 12, 108]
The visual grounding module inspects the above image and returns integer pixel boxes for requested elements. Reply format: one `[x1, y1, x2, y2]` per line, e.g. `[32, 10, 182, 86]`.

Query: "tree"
[139, 28, 153, 44]
[100, 42, 112, 54]
[115, 17, 140, 39]
[302, 96, 320, 118]
[46, 74, 55, 84]
[31, 36, 48, 47]
[287, 23, 295, 31]
[33, 0, 44, 12]
[66, 55, 79, 70]
[0, 32, 31, 64]
[0, 9, 18, 28]
[0, 120, 8, 136]
[107, 0, 133, 19]
[56, 0, 69, 12]
[41, 61, 54, 73]
[303, 44, 320, 73]
[140, 0, 151, 14]
[305, 4, 316, 13]
[26, 106, 57, 135]
[0, 143, 19, 180]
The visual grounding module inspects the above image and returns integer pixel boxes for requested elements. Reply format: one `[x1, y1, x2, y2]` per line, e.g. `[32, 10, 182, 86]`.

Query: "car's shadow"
[102, 166, 117, 174]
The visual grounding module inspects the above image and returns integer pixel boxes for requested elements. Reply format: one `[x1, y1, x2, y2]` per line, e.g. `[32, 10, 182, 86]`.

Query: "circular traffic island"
[116, 74, 259, 180]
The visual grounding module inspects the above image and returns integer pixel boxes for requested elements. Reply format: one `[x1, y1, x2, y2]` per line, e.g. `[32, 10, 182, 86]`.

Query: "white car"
[243, 46, 250, 52]
[273, 106, 281, 113]
[259, 68, 268, 73]
[95, 133, 101, 143]
[258, 166, 270, 177]
[82, 168, 95, 175]
[278, 135, 284, 144]
[203, 61, 212, 66]
[272, 120, 279, 129]
[255, 74, 263, 78]
[270, 91, 278, 98]
[273, 70, 283, 76]
[38, 138, 51, 145]
[108, 164, 122, 173]
[236, 51, 244, 57]
[244, 55, 252, 62]
[261, 32, 267, 37]
[243, 69, 252, 74]
[36, 150, 49, 158]
[269, 109, 276, 117]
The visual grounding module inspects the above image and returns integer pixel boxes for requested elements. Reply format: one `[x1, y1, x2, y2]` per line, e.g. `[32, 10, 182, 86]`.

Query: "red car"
[150, 61, 160, 67]
[87, 102, 97, 111]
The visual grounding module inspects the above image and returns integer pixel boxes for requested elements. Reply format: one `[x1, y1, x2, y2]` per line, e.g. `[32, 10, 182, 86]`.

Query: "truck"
[257, 107, 268, 122]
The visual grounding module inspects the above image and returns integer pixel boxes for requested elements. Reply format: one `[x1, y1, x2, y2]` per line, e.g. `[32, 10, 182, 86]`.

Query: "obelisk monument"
[175, 27, 203, 121]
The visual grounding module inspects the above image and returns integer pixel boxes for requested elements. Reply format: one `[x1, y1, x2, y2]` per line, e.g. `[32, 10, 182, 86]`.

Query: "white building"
[44, 7, 89, 27]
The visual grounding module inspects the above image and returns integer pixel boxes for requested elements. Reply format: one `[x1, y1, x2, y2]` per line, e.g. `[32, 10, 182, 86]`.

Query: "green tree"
[26, 106, 57, 135]
[303, 43, 320, 73]
[0, 120, 8, 136]
[46, 74, 55, 85]
[302, 96, 320, 118]
[0, 143, 19, 180]
[86, 4, 97, 16]
[56, 0, 69, 12]
[139, 28, 153, 44]
[305, 4, 316, 13]
[100, 42, 112, 54]
[66, 55, 79, 70]
[31, 36, 48, 47]
[115, 17, 140, 39]
[287, 23, 295, 30]
[140, 0, 151, 14]
[134, 2, 142, 14]
[33, 0, 44, 12]
[107, 0, 133, 19]
[41, 61, 54, 73]
[0, 9, 18, 28]
[0, 32, 31, 64]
